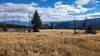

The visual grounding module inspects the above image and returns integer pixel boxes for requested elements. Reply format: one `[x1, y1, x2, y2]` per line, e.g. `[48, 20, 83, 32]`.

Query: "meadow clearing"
[0, 29, 100, 56]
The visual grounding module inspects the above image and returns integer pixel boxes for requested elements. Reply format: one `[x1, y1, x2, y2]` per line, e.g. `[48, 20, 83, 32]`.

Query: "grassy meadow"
[0, 29, 100, 56]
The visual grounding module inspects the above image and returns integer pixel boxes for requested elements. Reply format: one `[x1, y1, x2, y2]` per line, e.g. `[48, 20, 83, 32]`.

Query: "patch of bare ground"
[0, 29, 100, 56]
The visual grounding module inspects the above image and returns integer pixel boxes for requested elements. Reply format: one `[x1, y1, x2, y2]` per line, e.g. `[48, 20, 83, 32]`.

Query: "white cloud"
[0, 2, 38, 17]
[75, 0, 99, 5]
[55, 1, 90, 13]
[0, 1, 99, 22]
[75, 0, 91, 5]
[72, 12, 100, 21]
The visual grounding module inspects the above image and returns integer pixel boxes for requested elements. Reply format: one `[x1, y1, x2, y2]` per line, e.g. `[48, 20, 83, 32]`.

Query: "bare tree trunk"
[73, 16, 77, 34]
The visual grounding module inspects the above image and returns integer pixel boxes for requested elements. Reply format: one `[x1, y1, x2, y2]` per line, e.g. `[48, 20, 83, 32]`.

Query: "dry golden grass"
[0, 29, 100, 56]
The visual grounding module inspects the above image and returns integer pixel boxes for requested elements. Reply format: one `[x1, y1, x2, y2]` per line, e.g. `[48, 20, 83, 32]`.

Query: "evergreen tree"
[31, 10, 42, 32]
[85, 25, 96, 34]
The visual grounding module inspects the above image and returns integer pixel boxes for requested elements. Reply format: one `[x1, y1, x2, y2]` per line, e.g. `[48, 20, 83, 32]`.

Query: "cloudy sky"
[0, 0, 100, 21]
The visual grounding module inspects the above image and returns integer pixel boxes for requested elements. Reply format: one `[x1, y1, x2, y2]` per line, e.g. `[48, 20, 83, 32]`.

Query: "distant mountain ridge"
[0, 21, 31, 26]
[42, 18, 100, 29]
[0, 18, 100, 29]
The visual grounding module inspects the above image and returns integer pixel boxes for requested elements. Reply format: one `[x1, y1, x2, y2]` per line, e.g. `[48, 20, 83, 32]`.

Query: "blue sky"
[0, 0, 100, 21]
[0, 0, 75, 8]
[0, 0, 99, 8]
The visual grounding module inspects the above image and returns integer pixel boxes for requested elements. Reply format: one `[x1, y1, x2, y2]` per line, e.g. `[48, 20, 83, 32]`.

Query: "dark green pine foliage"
[31, 10, 42, 32]
[85, 25, 96, 34]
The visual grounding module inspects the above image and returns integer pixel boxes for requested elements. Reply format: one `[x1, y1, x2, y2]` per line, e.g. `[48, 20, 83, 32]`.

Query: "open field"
[0, 29, 100, 56]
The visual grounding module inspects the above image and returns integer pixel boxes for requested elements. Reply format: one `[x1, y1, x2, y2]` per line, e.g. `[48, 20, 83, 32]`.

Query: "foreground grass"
[0, 29, 100, 56]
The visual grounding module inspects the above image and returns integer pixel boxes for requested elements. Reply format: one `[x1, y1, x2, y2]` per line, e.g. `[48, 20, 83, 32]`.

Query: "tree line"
[0, 10, 96, 34]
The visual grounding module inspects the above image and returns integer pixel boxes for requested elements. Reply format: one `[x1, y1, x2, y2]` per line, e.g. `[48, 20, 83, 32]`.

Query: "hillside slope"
[0, 29, 100, 56]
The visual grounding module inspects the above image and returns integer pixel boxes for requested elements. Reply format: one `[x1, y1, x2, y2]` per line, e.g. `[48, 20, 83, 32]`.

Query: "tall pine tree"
[31, 10, 42, 32]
